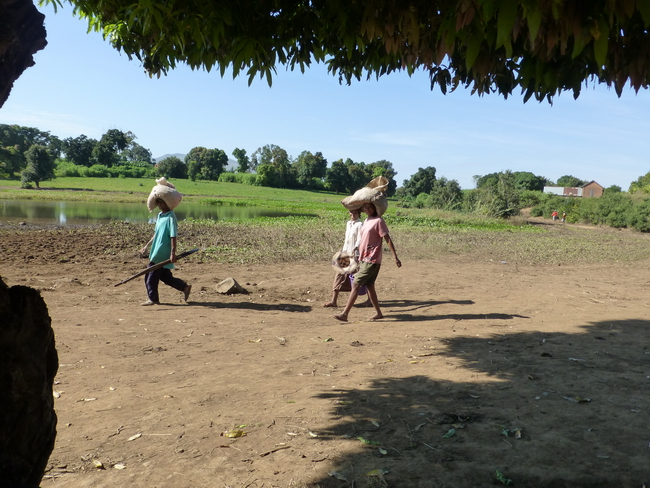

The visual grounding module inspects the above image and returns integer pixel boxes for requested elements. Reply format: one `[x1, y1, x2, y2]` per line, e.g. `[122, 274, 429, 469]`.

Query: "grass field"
[3, 177, 650, 267]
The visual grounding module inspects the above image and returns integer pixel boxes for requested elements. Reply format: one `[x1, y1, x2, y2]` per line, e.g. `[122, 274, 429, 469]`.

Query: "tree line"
[398, 168, 643, 225]
[157, 144, 398, 195]
[0, 125, 153, 187]
[0, 124, 399, 194]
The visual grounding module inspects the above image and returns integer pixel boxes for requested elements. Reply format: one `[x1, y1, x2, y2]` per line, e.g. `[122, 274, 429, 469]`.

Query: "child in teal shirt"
[140, 198, 191, 305]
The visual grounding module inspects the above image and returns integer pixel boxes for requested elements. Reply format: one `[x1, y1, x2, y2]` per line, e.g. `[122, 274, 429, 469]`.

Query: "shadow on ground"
[308, 319, 650, 487]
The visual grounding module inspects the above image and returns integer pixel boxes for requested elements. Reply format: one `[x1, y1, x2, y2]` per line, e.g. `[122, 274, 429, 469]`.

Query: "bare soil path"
[2, 226, 650, 487]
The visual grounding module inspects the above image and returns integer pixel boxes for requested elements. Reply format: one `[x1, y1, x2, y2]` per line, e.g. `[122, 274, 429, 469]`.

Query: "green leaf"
[481, 0, 496, 23]
[496, 2, 517, 49]
[593, 18, 609, 68]
[572, 33, 586, 59]
[465, 37, 481, 71]
[442, 428, 456, 438]
[525, 7, 542, 45]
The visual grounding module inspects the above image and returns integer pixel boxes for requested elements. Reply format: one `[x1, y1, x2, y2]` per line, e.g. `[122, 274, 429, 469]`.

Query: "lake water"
[0, 200, 310, 225]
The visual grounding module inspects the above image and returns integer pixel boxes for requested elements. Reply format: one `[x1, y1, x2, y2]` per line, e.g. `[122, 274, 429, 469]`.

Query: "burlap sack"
[341, 176, 389, 217]
[147, 177, 183, 212]
[332, 251, 360, 275]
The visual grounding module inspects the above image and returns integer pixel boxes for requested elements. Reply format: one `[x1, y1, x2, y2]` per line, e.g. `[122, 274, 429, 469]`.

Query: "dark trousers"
[145, 263, 186, 302]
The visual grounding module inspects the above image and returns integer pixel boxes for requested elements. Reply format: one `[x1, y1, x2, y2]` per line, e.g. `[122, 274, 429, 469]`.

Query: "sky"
[1, 5, 649, 191]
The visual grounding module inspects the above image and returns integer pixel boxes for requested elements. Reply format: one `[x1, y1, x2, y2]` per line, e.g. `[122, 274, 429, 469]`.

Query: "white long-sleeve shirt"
[342, 218, 363, 255]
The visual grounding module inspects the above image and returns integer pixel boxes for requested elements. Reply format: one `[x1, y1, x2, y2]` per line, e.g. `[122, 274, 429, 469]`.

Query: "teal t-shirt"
[150, 211, 178, 268]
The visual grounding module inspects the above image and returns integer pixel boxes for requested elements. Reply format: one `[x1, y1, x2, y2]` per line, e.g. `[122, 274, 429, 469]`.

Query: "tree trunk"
[0, 0, 48, 108]
[0, 277, 58, 485]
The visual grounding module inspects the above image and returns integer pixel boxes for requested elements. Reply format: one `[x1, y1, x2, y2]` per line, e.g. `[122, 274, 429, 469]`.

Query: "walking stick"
[114, 248, 200, 287]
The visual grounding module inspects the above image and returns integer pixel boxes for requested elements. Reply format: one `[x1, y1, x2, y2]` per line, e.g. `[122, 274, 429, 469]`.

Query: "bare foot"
[368, 313, 384, 321]
[183, 284, 192, 302]
[323, 302, 337, 308]
[334, 314, 348, 322]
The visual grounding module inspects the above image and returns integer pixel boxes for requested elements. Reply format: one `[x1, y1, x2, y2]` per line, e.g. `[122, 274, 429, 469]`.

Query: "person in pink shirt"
[334, 202, 401, 321]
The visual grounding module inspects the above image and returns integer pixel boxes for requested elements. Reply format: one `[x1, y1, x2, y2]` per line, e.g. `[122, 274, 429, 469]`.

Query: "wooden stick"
[114, 248, 200, 287]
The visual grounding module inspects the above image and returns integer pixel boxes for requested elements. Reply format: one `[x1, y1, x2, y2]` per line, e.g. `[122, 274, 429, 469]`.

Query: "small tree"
[429, 177, 463, 210]
[294, 150, 327, 188]
[513, 171, 546, 191]
[232, 148, 250, 173]
[156, 156, 187, 179]
[62, 135, 98, 167]
[325, 159, 352, 193]
[185, 147, 227, 181]
[402, 166, 437, 197]
[92, 129, 130, 167]
[556, 175, 586, 187]
[21, 144, 55, 188]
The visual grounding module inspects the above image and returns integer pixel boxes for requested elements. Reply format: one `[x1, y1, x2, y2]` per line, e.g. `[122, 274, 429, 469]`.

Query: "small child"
[323, 209, 364, 308]
[334, 202, 401, 321]
[140, 197, 191, 306]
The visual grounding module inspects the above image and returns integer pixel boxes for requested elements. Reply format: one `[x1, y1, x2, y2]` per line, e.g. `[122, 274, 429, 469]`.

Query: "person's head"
[156, 198, 171, 212]
[349, 209, 361, 220]
[362, 202, 377, 217]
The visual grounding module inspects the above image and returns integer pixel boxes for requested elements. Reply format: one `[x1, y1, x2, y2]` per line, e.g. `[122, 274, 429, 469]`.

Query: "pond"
[0, 200, 311, 225]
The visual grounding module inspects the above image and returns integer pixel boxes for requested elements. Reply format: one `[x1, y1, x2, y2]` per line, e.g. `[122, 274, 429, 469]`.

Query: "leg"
[323, 290, 339, 308]
[159, 268, 191, 302]
[366, 284, 383, 320]
[144, 264, 161, 304]
[356, 291, 373, 307]
[334, 283, 360, 321]
[325, 273, 347, 307]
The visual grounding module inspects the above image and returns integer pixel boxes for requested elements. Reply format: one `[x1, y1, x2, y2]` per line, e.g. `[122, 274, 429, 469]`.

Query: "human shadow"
[307, 319, 650, 487]
[380, 299, 475, 312]
[394, 312, 529, 322]
[185, 300, 312, 313]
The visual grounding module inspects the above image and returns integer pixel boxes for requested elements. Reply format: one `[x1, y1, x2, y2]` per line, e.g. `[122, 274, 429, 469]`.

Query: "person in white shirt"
[323, 209, 369, 308]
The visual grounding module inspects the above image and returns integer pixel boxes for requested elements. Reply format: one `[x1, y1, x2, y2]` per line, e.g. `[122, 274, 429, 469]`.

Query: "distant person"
[334, 202, 401, 322]
[323, 209, 370, 308]
[140, 179, 191, 306]
[552, 210, 559, 221]
[562, 212, 566, 223]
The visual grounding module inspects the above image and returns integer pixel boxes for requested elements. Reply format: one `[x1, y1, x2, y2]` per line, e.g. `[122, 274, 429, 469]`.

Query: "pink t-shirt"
[359, 216, 389, 264]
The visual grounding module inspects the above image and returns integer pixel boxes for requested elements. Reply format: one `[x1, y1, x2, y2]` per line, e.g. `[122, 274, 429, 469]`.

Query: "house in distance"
[543, 181, 604, 198]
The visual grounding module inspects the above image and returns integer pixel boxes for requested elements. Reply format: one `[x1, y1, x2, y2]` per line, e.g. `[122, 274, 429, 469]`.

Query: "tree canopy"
[402, 166, 437, 197]
[33, 0, 650, 104]
[556, 175, 586, 187]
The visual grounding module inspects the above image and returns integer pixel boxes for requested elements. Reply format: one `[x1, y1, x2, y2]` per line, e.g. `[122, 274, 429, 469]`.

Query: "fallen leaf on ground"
[221, 429, 246, 438]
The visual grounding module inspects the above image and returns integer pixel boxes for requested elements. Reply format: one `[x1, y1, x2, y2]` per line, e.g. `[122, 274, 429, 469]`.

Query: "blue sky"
[1, 4, 649, 190]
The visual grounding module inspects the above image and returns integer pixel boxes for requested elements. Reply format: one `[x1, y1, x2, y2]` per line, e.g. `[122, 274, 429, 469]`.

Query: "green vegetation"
[530, 190, 650, 232]
[3, 176, 650, 267]
[40, 0, 650, 102]
[1, 124, 401, 195]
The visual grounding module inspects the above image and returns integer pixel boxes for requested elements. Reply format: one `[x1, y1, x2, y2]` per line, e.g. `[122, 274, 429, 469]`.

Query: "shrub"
[55, 160, 81, 177]
[519, 190, 543, 208]
[81, 164, 109, 177]
[627, 199, 650, 232]
[218, 172, 238, 183]
[530, 206, 543, 217]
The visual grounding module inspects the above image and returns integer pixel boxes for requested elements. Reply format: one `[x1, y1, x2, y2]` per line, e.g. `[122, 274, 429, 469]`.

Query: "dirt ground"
[2, 223, 650, 488]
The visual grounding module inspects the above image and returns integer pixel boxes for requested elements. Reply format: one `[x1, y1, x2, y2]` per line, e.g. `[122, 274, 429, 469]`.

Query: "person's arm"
[140, 235, 154, 256]
[353, 222, 362, 258]
[384, 234, 401, 268]
[170, 236, 177, 263]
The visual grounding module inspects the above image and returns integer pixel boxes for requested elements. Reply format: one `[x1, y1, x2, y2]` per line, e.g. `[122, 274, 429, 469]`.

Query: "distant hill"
[154, 153, 237, 171]
[154, 153, 186, 163]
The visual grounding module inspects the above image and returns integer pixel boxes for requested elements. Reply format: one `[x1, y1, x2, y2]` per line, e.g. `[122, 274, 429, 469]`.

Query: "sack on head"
[341, 176, 389, 217]
[147, 177, 183, 212]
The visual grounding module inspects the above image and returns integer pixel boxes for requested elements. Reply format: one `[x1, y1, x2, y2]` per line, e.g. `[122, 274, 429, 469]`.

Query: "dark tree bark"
[0, 0, 47, 108]
[0, 276, 58, 486]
